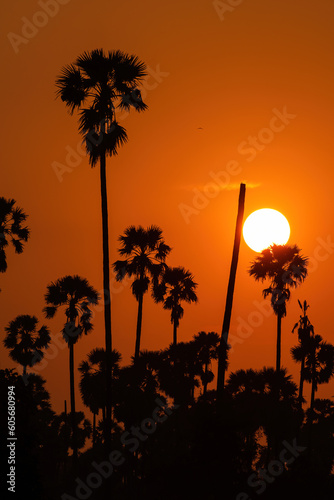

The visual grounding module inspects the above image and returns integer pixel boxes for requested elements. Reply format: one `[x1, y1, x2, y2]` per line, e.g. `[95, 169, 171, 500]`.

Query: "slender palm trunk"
[92, 412, 96, 447]
[135, 292, 144, 362]
[217, 183, 246, 401]
[173, 319, 178, 345]
[276, 313, 282, 372]
[203, 362, 208, 395]
[298, 356, 305, 406]
[69, 343, 78, 467]
[310, 370, 316, 412]
[99, 149, 112, 450]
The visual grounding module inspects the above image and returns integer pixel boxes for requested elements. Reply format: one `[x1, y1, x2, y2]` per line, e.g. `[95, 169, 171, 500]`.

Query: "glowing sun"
[243, 208, 290, 252]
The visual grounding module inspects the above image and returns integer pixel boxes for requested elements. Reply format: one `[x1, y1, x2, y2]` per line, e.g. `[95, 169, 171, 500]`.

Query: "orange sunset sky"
[1, 0, 334, 414]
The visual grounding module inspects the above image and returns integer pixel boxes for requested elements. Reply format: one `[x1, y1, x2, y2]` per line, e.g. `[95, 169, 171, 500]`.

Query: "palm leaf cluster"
[4, 315, 50, 374]
[56, 49, 147, 166]
[113, 225, 198, 353]
[249, 244, 308, 317]
[43, 275, 99, 345]
[0, 197, 29, 274]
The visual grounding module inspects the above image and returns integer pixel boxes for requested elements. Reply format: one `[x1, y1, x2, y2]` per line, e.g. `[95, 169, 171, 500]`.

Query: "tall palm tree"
[113, 225, 171, 361]
[154, 266, 198, 345]
[56, 49, 147, 445]
[0, 197, 29, 275]
[43, 275, 99, 466]
[4, 315, 51, 377]
[291, 300, 314, 406]
[249, 244, 308, 372]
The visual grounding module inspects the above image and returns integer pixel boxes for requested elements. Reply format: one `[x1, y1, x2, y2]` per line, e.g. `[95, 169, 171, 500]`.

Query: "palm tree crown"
[0, 197, 29, 273]
[56, 49, 147, 166]
[154, 266, 198, 344]
[4, 315, 51, 375]
[249, 244, 308, 317]
[44, 275, 99, 345]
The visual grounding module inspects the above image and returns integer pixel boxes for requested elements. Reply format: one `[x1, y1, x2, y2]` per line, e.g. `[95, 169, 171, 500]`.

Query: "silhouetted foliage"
[4, 314, 51, 376]
[0, 197, 29, 277]
[44, 275, 99, 467]
[113, 225, 171, 361]
[249, 244, 308, 371]
[154, 266, 198, 344]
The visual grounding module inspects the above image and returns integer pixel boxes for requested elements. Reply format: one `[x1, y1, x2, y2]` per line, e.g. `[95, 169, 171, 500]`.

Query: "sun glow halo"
[243, 208, 290, 252]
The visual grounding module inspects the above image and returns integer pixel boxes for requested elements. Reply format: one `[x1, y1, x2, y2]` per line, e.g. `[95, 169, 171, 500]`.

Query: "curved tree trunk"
[100, 149, 112, 450]
[135, 292, 144, 362]
[276, 313, 282, 373]
[69, 343, 78, 468]
[173, 320, 178, 345]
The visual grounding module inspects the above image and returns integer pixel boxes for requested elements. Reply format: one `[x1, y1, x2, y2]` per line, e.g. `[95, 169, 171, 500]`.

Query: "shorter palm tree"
[113, 225, 171, 361]
[0, 197, 29, 275]
[249, 244, 308, 372]
[291, 300, 314, 406]
[79, 347, 121, 445]
[192, 331, 220, 394]
[154, 266, 198, 345]
[44, 275, 99, 466]
[303, 334, 334, 411]
[4, 315, 51, 376]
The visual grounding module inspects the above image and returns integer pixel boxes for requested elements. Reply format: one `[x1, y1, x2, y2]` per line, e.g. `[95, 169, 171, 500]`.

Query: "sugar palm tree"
[154, 266, 198, 345]
[113, 225, 171, 362]
[56, 49, 147, 445]
[4, 315, 51, 377]
[302, 334, 334, 411]
[79, 347, 121, 446]
[43, 275, 99, 466]
[249, 244, 308, 372]
[291, 300, 314, 406]
[192, 331, 220, 394]
[0, 197, 29, 276]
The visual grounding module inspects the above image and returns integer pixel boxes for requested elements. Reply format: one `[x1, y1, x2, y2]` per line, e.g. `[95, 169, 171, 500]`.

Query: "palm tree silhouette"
[79, 347, 121, 446]
[0, 197, 29, 276]
[291, 300, 314, 406]
[113, 225, 171, 361]
[249, 244, 308, 372]
[192, 331, 220, 394]
[4, 315, 51, 378]
[302, 334, 334, 411]
[56, 49, 147, 445]
[154, 266, 198, 345]
[43, 275, 99, 466]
